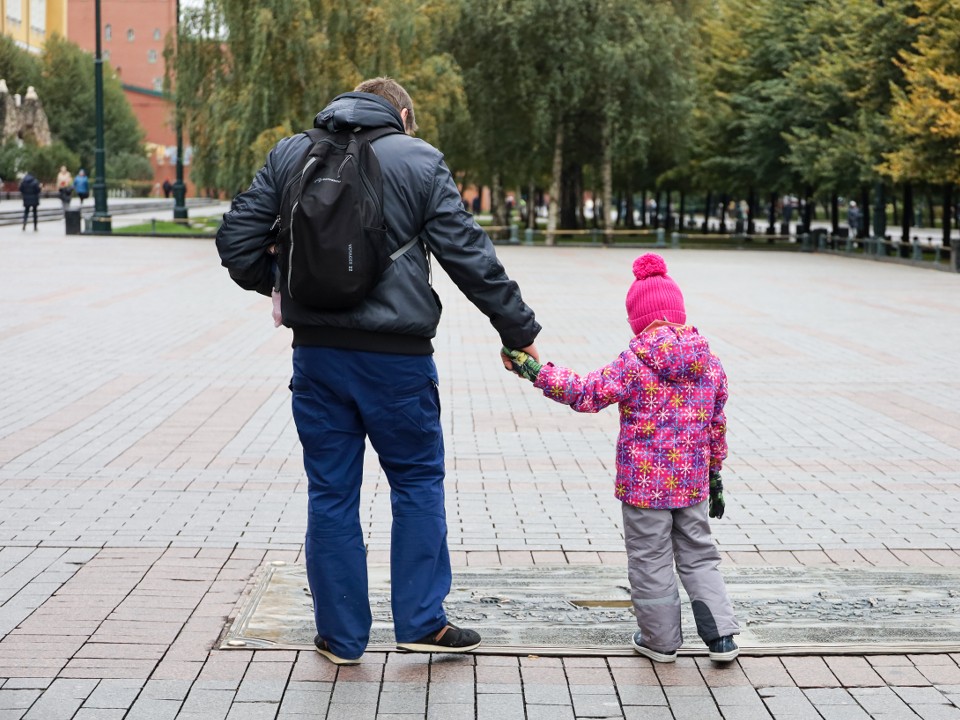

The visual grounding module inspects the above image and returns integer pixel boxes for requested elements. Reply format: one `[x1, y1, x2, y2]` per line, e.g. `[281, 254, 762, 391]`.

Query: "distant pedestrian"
[847, 201, 861, 237]
[73, 169, 90, 205]
[162, 179, 173, 199]
[504, 253, 740, 664]
[19, 172, 41, 231]
[56, 166, 73, 209]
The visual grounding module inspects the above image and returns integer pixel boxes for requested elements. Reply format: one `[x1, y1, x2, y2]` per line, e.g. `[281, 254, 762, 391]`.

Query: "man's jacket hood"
[314, 92, 405, 134]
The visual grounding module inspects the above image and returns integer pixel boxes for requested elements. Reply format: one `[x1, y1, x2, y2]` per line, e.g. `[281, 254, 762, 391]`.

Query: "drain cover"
[221, 564, 960, 655]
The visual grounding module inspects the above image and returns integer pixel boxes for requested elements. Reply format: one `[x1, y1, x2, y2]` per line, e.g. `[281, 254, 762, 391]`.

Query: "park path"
[0, 214, 959, 718]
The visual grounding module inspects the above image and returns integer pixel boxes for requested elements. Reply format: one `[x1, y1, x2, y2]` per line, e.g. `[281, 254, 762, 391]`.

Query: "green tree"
[174, 0, 463, 194]
[37, 35, 146, 175]
[0, 34, 42, 93]
[884, 0, 960, 185]
[784, 0, 917, 192]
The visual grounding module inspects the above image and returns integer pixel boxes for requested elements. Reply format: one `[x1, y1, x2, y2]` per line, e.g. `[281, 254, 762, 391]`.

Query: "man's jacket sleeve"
[215, 142, 289, 297]
[421, 159, 540, 349]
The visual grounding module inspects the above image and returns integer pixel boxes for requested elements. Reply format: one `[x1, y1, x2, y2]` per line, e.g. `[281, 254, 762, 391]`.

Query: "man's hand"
[501, 343, 538, 372]
[502, 346, 542, 382]
[708, 471, 725, 519]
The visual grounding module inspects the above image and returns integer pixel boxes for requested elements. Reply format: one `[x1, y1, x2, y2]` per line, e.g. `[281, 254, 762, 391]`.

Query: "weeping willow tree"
[171, 0, 465, 195]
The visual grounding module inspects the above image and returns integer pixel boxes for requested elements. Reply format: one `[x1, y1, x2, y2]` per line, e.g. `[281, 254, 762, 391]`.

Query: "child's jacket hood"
[631, 325, 711, 384]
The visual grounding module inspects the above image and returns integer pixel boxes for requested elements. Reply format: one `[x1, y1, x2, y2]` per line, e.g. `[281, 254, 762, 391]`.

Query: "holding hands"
[502, 346, 542, 382]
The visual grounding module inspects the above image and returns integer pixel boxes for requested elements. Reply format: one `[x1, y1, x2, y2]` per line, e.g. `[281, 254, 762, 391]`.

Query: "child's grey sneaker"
[630, 631, 677, 663]
[707, 635, 739, 662]
[397, 623, 481, 653]
[314, 635, 361, 665]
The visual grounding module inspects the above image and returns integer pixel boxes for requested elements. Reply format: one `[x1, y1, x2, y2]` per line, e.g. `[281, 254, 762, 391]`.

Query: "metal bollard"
[671, 232, 680, 249]
[524, 227, 534, 246]
[509, 224, 519, 244]
[655, 228, 666, 247]
[800, 233, 811, 252]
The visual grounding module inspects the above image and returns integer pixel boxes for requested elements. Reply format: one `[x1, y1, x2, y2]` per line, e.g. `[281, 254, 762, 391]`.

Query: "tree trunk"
[926, 192, 934, 229]
[801, 186, 813, 234]
[625, 191, 636, 229]
[747, 188, 756, 234]
[491, 172, 506, 234]
[873, 183, 885, 240]
[831, 193, 839, 235]
[527, 180, 536, 231]
[560, 161, 582, 230]
[901, 182, 913, 248]
[602, 121, 613, 244]
[943, 184, 953, 248]
[679, 192, 686, 233]
[704, 191, 712, 233]
[546, 124, 563, 246]
[859, 186, 870, 238]
[653, 191, 662, 229]
[767, 191, 777, 234]
[640, 190, 647, 227]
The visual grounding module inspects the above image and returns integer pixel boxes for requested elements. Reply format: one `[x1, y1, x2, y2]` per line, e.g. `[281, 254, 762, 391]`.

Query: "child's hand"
[709, 471, 725, 519]
[502, 346, 542, 382]
[271, 290, 282, 328]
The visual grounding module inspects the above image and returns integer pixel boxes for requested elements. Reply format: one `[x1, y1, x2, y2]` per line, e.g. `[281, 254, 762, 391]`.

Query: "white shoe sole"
[630, 637, 677, 663]
[708, 647, 740, 662]
[396, 640, 481, 653]
[314, 646, 361, 665]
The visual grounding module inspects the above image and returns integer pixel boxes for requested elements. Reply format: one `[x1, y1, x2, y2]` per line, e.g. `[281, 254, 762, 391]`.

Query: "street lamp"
[91, 0, 111, 233]
[172, 0, 188, 221]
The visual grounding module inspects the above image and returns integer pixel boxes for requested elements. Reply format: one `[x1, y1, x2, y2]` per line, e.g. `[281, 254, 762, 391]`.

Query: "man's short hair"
[354, 77, 418, 134]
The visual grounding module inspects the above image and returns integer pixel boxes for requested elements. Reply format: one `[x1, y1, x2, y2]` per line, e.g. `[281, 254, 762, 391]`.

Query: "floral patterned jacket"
[533, 325, 728, 510]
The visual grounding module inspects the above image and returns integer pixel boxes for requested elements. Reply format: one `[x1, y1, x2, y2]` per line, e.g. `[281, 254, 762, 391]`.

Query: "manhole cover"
[220, 564, 960, 655]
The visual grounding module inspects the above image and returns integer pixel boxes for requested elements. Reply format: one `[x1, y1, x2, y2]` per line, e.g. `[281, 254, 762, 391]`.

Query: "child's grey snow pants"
[622, 500, 739, 653]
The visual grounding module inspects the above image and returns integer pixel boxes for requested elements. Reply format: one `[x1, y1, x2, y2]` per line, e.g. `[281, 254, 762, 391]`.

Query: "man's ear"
[400, 108, 413, 135]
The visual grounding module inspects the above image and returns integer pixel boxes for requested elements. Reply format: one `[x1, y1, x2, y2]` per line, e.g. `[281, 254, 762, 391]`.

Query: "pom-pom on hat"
[626, 254, 686, 334]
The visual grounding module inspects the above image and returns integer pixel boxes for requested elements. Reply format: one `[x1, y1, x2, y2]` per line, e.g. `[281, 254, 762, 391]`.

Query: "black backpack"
[277, 126, 418, 311]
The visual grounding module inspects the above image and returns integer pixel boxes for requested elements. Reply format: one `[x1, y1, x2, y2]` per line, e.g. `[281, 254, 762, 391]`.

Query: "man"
[19, 172, 41, 231]
[216, 77, 540, 665]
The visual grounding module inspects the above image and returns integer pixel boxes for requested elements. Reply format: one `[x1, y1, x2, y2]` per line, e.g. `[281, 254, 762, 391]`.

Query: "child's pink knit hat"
[625, 254, 686, 334]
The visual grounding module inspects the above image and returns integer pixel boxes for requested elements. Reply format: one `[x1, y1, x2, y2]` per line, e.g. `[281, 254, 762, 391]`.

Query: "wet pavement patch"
[221, 563, 960, 655]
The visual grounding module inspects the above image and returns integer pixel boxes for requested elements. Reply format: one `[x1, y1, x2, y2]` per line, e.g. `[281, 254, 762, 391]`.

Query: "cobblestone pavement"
[1, 216, 959, 718]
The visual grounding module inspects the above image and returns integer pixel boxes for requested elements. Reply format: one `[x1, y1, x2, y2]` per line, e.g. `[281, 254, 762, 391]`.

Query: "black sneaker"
[630, 631, 677, 663]
[396, 623, 481, 653]
[707, 635, 739, 662]
[313, 635, 361, 666]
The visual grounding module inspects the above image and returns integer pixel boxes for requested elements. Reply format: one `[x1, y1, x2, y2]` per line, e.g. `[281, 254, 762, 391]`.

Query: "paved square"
[1, 217, 959, 717]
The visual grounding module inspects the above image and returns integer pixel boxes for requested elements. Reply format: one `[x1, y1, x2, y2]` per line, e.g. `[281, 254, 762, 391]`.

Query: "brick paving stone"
[570, 692, 624, 718]
[738, 658, 794, 688]
[757, 686, 823, 719]
[850, 686, 919, 715]
[526, 706, 575, 720]
[782, 656, 841, 688]
[327, 703, 377, 720]
[824, 657, 887, 687]
[0, 691, 39, 710]
[622, 709, 673, 720]
[225, 703, 281, 720]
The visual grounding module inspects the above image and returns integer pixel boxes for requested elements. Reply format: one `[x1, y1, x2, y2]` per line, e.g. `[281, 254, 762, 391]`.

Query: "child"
[504, 253, 740, 663]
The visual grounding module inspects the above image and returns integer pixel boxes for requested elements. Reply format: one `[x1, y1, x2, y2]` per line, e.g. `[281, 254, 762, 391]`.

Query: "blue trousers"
[291, 346, 450, 659]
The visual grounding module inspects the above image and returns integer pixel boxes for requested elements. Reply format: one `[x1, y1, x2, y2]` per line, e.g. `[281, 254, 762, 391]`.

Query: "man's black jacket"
[216, 92, 540, 355]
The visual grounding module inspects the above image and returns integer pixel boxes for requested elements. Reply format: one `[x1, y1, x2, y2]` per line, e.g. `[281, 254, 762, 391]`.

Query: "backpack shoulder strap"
[357, 125, 403, 144]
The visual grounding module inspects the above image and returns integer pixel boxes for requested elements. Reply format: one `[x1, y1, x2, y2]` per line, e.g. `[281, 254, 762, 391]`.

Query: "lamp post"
[172, 0, 188, 220]
[91, 0, 111, 233]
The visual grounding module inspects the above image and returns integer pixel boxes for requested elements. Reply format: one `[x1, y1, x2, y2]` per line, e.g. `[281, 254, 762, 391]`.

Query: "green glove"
[709, 471, 725, 519]
[502, 346, 542, 382]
